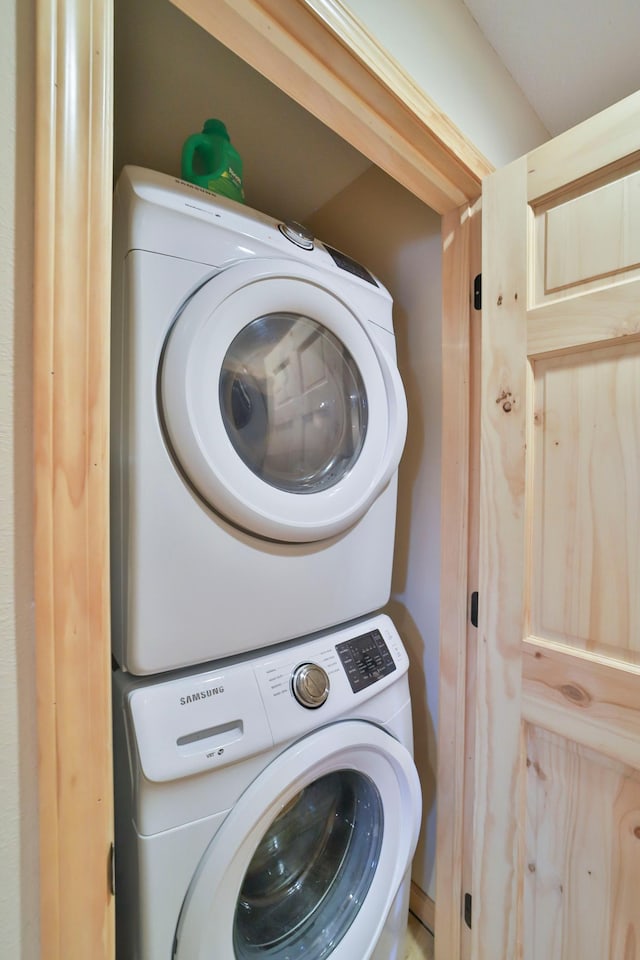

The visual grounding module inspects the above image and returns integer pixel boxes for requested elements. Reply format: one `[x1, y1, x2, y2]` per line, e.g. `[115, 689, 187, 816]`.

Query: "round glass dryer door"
[220, 312, 368, 496]
[173, 721, 421, 960]
[160, 259, 407, 543]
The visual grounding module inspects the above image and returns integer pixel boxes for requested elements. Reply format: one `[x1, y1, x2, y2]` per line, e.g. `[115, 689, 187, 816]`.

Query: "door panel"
[476, 93, 640, 960]
[524, 727, 640, 960]
[531, 342, 640, 651]
[534, 164, 640, 300]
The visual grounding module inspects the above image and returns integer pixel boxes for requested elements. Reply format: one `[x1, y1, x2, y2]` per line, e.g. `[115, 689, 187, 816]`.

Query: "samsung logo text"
[179, 686, 224, 705]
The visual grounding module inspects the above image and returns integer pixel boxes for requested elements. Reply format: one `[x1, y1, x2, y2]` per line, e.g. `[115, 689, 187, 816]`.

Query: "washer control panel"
[336, 628, 396, 693]
[122, 614, 408, 783]
[291, 663, 330, 708]
[252, 613, 408, 743]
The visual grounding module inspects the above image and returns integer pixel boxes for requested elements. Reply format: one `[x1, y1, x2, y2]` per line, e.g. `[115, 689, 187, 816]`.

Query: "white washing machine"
[113, 613, 421, 960]
[111, 166, 408, 675]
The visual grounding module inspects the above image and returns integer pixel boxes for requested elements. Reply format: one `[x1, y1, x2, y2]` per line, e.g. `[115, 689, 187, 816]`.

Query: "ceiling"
[462, 0, 640, 136]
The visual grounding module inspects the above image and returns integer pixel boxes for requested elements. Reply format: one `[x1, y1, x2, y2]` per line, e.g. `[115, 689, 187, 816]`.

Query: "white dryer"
[113, 613, 421, 960]
[111, 166, 408, 674]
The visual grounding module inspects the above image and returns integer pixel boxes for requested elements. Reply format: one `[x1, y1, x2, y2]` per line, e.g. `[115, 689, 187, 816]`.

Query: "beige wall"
[114, 0, 371, 222]
[344, 0, 550, 166]
[310, 168, 442, 899]
[0, 0, 39, 956]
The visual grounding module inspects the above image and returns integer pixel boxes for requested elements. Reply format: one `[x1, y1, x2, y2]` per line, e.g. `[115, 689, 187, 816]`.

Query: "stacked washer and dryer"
[111, 166, 422, 960]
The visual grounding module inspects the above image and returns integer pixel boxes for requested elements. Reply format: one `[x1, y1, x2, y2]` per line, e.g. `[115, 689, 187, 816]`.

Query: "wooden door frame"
[33, 1, 488, 956]
[34, 1, 114, 956]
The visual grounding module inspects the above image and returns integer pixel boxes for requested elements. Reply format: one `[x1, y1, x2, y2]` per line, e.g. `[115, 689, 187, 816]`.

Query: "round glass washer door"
[173, 721, 421, 960]
[234, 769, 382, 959]
[160, 259, 407, 543]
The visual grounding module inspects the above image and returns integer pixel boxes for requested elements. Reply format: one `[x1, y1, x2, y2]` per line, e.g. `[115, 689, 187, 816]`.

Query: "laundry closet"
[114, 0, 444, 912]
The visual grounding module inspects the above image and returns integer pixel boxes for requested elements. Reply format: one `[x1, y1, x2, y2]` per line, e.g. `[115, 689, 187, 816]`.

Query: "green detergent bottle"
[181, 119, 245, 203]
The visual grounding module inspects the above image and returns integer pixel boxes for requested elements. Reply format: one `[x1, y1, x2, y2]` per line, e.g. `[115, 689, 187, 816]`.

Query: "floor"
[403, 912, 435, 960]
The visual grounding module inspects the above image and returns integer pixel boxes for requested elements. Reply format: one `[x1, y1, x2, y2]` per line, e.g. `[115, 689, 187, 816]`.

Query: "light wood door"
[475, 91, 640, 959]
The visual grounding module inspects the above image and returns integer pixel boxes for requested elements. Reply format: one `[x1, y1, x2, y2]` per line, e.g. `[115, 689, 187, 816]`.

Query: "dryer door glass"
[220, 313, 368, 494]
[233, 769, 383, 959]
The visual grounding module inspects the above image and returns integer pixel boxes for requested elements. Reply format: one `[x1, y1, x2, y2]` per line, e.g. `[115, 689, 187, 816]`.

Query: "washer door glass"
[220, 313, 368, 495]
[233, 770, 382, 958]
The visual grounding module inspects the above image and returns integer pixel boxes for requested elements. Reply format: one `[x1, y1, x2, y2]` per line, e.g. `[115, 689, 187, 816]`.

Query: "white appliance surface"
[113, 613, 422, 960]
[111, 166, 408, 675]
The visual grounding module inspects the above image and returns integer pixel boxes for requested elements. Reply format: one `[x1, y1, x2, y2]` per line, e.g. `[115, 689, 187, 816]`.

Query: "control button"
[278, 221, 315, 250]
[291, 663, 330, 709]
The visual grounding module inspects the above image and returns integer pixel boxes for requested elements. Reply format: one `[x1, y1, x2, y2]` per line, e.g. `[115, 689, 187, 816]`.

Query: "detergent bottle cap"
[203, 119, 230, 140]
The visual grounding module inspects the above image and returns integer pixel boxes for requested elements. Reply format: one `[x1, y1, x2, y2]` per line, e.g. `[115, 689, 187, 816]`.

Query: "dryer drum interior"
[233, 770, 383, 958]
[219, 311, 368, 495]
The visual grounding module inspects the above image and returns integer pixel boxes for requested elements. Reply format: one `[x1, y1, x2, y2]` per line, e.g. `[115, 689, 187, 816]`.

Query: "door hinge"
[464, 892, 472, 929]
[473, 273, 482, 310]
[470, 591, 479, 628]
[109, 842, 116, 896]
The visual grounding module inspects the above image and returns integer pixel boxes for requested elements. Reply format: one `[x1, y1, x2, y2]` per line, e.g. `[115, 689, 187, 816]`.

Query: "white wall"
[0, 0, 39, 956]
[310, 168, 442, 899]
[344, 0, 550, 167]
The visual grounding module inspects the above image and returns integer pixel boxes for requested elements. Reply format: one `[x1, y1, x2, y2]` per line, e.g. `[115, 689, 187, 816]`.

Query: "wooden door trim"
[435, 200, 481, 960]
[34, 0, 114, 956]
[34, 1, 481, 956]
[410, 881, 436, 933]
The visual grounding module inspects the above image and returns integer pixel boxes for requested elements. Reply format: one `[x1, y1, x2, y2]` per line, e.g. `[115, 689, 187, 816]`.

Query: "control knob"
[278, 220, 315, 250]
[291, 662, 330, 709]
